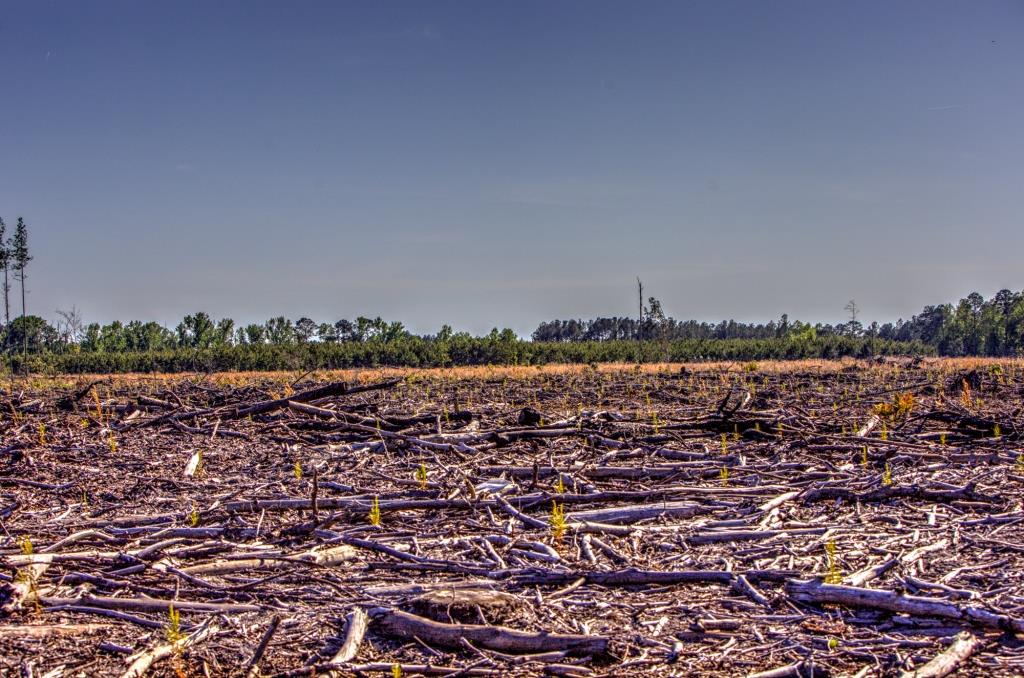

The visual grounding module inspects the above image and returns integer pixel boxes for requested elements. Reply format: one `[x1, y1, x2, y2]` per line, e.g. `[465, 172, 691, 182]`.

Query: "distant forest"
[532, 290, 1024, 357]
[0, 289, 1020, 373]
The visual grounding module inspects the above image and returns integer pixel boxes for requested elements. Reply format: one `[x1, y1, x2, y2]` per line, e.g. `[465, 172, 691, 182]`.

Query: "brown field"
[1, 359, 1023, 676]
[10, 356, 1023, 389]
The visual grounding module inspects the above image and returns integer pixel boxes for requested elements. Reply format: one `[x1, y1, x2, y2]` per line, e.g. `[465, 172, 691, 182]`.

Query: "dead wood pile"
[1, 362, 1023, 676]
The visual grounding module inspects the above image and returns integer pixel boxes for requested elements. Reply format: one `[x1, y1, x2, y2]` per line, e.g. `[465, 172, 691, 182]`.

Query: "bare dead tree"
[636, 277, 644, 341]
[845, 299, 863, 337]
[56, 306, 85, 349]
[845, 299, 859, 325]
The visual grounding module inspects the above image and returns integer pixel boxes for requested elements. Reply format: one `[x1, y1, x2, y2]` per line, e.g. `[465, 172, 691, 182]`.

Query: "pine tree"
[12, 218, 31, 353]
[0, 217, 9, 326]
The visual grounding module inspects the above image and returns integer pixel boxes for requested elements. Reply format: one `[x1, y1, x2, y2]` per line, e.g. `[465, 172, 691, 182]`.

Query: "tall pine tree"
[12, 218, 31, 353]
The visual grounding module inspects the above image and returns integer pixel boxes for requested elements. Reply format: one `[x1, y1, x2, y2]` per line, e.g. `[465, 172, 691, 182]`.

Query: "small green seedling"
[165, 604, 183, 643]
[415, 463, 428, 490]
[369, 496, 381, 526]
[882, 462, 893, 487]
[92, 389, 104, 424]
[293, 460, 303, 480]
[549, 501, 566, 542]
[824, 540, 842, 584]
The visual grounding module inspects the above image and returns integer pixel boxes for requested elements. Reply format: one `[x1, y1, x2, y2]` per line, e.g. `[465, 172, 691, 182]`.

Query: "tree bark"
[371, 607, 608, 656]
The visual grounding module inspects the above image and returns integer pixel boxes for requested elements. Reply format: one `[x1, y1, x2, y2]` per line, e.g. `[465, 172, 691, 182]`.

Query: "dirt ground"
[2, 358, 1023, 677]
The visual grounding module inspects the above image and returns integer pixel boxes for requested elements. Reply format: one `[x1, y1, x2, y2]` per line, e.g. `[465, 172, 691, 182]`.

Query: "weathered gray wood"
[786, 580, 1024, 633]
[319, 608, 369, 677]
[370, 607, 608, 656]
[899, 631, 982, 678]
[122, 620, 218, 678]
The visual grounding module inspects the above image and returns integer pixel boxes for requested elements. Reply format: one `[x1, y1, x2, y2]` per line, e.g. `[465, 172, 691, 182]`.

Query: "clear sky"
[1, 1, 1021, 336]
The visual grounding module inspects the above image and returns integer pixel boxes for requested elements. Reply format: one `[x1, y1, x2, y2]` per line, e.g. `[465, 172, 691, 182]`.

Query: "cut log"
[180, 544, 356, 576]
[898, 631, 982, 678]
[321, 608, 368, 678]
[370, 607, 608, 656]
[786, 580, 1024, 633]
[0, 623, 110, 638]
[846, 539, 948, 587]
[410, 588, 522, 624]
[122, 620, 219, 678]
[566, 501, 702, 524]
[41, 594, 260, 614]
[857, 414, 881, 437]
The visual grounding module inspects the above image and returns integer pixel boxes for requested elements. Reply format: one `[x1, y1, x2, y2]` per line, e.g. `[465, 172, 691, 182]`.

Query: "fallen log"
[244, 615, 281, 678]
[785, 580, 1024, 633]
[370, 607, 608, 656]
[799, 483, 996, 505]
[510, 567, 798, 586]
[122, 619, 219, 678]
[40, 594, 261, 614]
[846, 539, 949, 587]
[131, 378, 401, 427]
[271, 663, 500, 678]
[566, 501, 703, 524]
[747, 661, 812, 678]
[0, 622, 109, 638]
[231, 379, 401, 419]
[898, 631, 983, 678]
[180, 544, 356, 576]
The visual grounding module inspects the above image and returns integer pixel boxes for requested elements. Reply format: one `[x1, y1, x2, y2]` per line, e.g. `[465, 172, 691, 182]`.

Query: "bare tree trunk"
[2, 265, 8, 326]
[636, 277, 644, 341]
[19, 271, 26, 357]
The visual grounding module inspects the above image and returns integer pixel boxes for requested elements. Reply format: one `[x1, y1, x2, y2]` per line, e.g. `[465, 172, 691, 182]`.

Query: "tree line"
[0, 292, 1020, 374]
[0, 215, 1018, 372]
[533, 290, 1024, 357]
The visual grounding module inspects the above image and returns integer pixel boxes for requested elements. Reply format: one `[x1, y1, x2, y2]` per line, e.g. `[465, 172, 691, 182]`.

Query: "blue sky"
[1, 1, 1021, 335]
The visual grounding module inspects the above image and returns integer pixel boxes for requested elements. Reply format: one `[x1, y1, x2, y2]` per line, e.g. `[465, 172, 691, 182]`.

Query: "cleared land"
[1, 359, 1023, 677]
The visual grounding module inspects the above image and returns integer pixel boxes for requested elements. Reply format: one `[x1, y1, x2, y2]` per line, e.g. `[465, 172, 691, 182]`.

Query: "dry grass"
[6, 357, 1022, 393]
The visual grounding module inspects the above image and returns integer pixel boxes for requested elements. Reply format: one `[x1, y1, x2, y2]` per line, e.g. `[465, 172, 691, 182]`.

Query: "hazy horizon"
[2, 2, 1021, 336]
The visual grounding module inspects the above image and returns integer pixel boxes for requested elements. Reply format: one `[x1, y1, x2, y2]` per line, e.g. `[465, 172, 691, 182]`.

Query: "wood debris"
[1, 361, 1023, 675]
